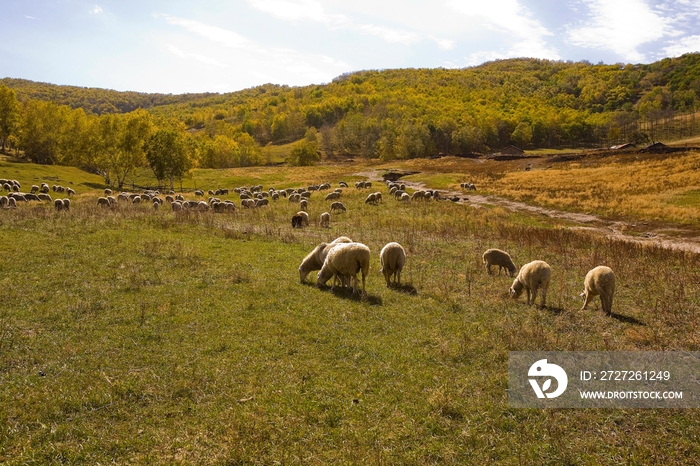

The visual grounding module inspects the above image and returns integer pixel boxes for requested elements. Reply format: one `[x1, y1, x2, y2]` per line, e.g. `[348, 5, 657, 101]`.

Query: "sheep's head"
[508, 265, 517, 277]
[509, 279, 523, 299]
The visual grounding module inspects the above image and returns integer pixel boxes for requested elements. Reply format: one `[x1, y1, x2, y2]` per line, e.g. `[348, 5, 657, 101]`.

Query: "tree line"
[3, 54, 700, 173]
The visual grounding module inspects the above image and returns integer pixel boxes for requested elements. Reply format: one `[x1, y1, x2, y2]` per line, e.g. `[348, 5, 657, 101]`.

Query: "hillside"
[3, 54, 700, 167]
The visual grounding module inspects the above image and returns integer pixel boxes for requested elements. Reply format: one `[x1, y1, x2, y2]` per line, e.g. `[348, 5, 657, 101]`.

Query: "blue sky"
[2, 0, 700, 94]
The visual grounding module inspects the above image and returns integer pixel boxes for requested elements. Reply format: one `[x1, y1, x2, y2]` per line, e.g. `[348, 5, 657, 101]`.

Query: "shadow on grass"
[609, 312, 645, 325]
[388, 282, 418, 295]
[314, 284, 383, 304]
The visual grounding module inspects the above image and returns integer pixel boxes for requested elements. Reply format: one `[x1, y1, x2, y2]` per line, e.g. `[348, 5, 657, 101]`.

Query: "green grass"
[1, 160, 700, 463]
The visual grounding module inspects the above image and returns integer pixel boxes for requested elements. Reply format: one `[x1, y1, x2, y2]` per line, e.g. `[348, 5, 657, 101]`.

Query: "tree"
[236, 132, 263, 167]
[146, 128, 195, 190]
[511, 121, 533, 148]
[287, 128, 320, 166]
[19, 100, 69, 164]
[0, 84, 20, 153]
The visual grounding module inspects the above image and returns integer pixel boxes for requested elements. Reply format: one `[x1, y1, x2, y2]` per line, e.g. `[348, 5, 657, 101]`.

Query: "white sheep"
[317, 242, 370, 294]
[509, 260, 551, 307]
[319, 212, 330, 228]
[400, 192, 410, 202]
[325, 192, 341, 201]
[482, 249, 517, 277]
[581, 266, 615, 315]
[97, 197, 110, 207]
[379, 242, 406, 287]
[298, 236, 353, 283]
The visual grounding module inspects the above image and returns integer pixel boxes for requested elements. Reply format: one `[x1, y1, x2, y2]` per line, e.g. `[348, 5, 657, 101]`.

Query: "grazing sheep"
[380, 242, 406, 287]
[255, 198, 269, 207]
[40, 184, 50, 193]
[30, 185, 39, 194]
[196, 201, 209, 211]
[66, 187, 76, 196]
[298, 236, 353, 283]
[319, 212, 330, 228]
[54, 199, 64, 211]
[97, 197, 110, 207]
[411, 190, 427, 201]
[0, 196, 7, 207]
[107, 196, 117, 206]
[296, 211, 309, 227]
[61, 198, 70, 210]
[299, 199, 308, 211]
[400, 192, 410, 202]
[581, 266, 616, 315]
[482, 249, 517, 277]
[7, 197, 16, 208]
[317, 242, 371, 294]
[364, 192, 379, 205]
[509, 260, 551, 307]
[339, 181, 348, 188]
[292, 214, 304, 228]
[330, 201, 346, 213]
[104, 188, 112, 196]
[194, 189, 204, 196]
[171, 201, 183, 212]
[36, 193, 51, 202]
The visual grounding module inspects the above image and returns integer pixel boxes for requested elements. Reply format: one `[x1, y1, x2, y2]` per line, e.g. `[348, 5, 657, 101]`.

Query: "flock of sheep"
[0, 180, 73, 210]
[3, 174, 615, 314]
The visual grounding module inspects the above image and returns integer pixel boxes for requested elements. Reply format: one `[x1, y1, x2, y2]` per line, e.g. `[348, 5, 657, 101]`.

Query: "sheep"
[97, 197, 110, 207]
[325, 192, 341, 201]
[364, 192, 379, 205]
[7, 197, 16, 208]
[400, 192, 410, 202]
[299, 199, 308, 211]
[30, 185, 39, 194]
[296, 211, 309, 227]
[319, 212, 330, 228]
[292, 214, 304, 228]
[255, 198, 269, 207]
[380, 242, 406, 287]
[330, 201, 346, 213]
[194, 189, 204, 196]
[0, 196, 7, 207]
[581, 266, 615, 315]
[107, 196, 117, 206]
[482, 249, 517, 277]
[105, 188, 112, 196]
[61, 198, 70, 210]
[66, 187, 76, 196]
[196, 201, 210, 211]
[339, 181, 348, 188]
[316, 242, 370, 294]
[171, 201, 183, 212]
[509, 260, 551, 307]
[411, 190, 427, 201]
[298, 236, 353, 283]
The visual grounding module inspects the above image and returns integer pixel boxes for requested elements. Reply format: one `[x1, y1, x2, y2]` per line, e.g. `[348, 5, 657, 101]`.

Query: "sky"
[2, 0, 700, 94]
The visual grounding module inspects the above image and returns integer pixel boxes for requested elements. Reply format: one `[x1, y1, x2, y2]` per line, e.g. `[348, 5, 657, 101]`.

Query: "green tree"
[511, 121, 533, 148]
[0, 84, 20, 153]
[146, 128, 194, 190]
[287, 128, 320, 166]
[19, 100, 69, 164]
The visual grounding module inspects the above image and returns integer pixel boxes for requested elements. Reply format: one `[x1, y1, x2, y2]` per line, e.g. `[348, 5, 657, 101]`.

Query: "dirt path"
[358, 170, 700, 254]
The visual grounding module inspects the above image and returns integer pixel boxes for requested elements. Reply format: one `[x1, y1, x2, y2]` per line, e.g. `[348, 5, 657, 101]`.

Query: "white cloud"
[91, 5, 103, 15]
[566, 0, 673, 62]
[25, 15, 39, 20]
[157, 14, 250, 48]
[663, 35, 700, 57]
[166, 45, 227, 67]
[247, 0, 453, 49]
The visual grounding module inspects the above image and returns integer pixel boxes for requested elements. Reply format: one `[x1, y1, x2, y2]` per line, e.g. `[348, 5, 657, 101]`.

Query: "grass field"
[2, 156, 700, 464]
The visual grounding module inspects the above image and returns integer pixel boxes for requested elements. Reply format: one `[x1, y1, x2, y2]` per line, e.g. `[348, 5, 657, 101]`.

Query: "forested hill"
[0, 78, 218, 115]
[4, 54, 700, 165]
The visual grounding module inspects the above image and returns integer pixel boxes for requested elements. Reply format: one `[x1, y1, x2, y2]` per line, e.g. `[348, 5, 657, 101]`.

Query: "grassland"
[1, 155, 700, 464]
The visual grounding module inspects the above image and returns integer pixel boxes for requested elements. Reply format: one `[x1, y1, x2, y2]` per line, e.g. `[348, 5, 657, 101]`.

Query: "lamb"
[509, 260, 551, 307]
[482, 249, 517, 277]
[316, 242, 370, 294]
[330, 201, 346, 213]
[298, 236, 353, 283]
[319, 212, 330, 228]
[379, 242, 406, 287]
[581, 266, 615, 315]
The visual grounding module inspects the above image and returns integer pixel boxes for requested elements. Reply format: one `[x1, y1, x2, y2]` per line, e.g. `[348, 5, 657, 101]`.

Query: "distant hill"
[5, 54, 700, 154]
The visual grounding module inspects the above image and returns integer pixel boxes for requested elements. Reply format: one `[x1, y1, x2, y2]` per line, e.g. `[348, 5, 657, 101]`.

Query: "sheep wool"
[483, 249, 517, 277]
[298, 236, 353, 283]
[581, 266, 615, 315]
[379, 242, 406, 287]
[317, 242, 370, 294]
[509, 260, 551, 307]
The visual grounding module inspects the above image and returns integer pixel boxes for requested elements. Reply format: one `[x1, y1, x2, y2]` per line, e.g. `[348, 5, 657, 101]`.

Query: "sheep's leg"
[531, 285, 539, 306]
[526, 288, 532, 305]
[540, 285, 547, 307]
[581, 292, 591, 310]
[396, 269, 401, 285]
[485, 263, 492, 275]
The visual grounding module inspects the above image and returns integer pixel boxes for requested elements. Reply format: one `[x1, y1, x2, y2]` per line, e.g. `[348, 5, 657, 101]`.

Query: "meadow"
[1, 154, 700, 464]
